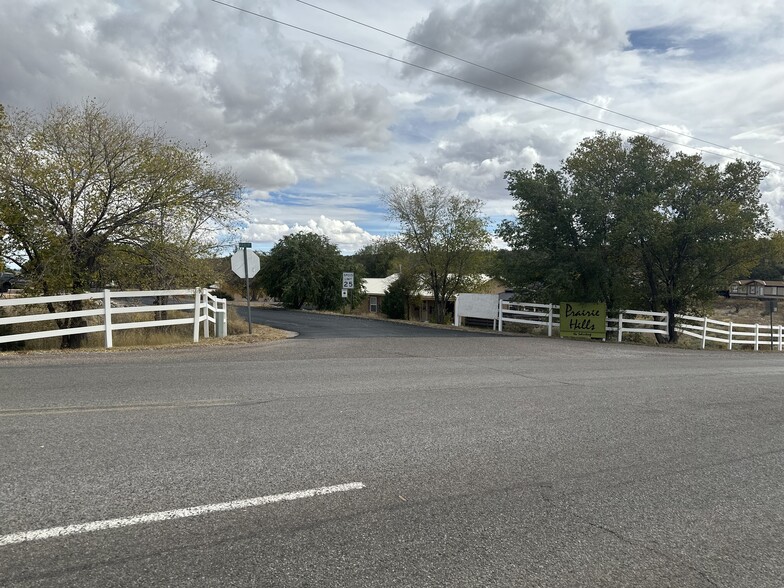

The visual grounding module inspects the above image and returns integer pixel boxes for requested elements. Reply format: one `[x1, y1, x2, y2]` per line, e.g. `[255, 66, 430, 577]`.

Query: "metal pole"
[244, 247, 252, 334]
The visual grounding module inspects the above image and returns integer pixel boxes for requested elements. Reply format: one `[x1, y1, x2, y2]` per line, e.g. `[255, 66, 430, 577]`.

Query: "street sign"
[231, 249, 260, 279]
[342, 289, 348, 298]
[238, 242, 252, 248]
[342, 272, 354, 289]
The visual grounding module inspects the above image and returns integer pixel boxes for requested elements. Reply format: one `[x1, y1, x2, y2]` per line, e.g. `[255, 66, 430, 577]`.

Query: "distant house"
[729, 279, 784, 300]
[360, 274, 506, 322]
[362, 275, 399, 315]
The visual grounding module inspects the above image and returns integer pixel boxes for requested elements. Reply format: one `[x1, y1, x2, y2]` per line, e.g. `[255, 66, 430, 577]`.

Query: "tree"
[380, 272, 417, 319]
[383, 185, 490, 324]
[258, 232, 361, 311]
[749, 232, 784, 280]
[499, 131, 770, 341]
[0, 101, 242, 347]
[351, 239, 406, 278]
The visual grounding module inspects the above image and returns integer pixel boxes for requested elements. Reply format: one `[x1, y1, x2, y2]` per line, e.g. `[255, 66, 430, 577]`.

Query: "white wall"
[454, 293, 499, 325]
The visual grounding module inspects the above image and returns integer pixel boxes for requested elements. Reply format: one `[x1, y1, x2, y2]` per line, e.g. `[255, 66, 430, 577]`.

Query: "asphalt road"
[1, 327, 783, 587]
[242, 306, 486, 338]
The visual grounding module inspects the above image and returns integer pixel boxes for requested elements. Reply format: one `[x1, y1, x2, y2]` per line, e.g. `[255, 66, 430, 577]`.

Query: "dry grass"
[0, 301, 289, 354]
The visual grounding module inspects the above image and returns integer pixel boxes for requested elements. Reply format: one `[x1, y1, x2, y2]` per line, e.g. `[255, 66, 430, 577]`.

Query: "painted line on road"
[0, 482, 365, 547]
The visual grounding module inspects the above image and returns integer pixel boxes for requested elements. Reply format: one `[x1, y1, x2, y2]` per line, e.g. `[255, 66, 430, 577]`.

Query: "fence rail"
[496, 300, 783, 351]
[0, 288, 227, 349]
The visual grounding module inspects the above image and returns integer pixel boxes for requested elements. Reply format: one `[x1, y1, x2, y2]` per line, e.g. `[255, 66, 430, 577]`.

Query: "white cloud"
[0, 0, 782, 241]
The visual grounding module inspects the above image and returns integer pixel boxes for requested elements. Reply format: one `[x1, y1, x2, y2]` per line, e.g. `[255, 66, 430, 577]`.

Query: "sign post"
[231, 243, 260, 334]
[342, 272, 354, 309]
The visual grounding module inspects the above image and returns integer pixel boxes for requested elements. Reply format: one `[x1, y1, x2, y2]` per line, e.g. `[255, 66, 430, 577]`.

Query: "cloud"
[404, 0, 626, 94]
[243, 215, 377, 254]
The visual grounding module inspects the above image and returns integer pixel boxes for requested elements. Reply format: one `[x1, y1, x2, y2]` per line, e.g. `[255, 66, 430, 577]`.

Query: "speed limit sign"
[342, 272, 354, 289]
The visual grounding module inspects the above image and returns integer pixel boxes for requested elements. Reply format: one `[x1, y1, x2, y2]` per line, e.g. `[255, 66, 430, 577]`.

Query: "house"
[729, 279, 784, 300]
[360, 274, 507, 322]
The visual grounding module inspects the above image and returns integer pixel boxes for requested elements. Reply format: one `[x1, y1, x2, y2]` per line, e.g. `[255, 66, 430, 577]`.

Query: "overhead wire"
[207, 0, 783, 168]
[293, 0, 758, 161]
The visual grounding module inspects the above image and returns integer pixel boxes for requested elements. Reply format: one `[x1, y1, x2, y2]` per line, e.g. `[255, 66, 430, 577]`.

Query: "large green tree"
[351, 239, 406, 278]
[383, 185, 491, 324]
[498, 132, 770, 341]
[259, 232, 364, 310]
[0, 101, 242, 347]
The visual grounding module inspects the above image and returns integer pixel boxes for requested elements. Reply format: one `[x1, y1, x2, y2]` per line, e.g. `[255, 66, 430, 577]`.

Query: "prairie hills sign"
[560, 302, 607, 340]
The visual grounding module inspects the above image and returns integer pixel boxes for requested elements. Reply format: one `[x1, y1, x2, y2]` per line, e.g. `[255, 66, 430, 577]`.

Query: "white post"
[547, 304, 553, 337]
[617, 312, 623, 342]
[728, 322, 733, 350]
[454, 295, 460, 327]
[779, 325, 783, 352]
[754, 323, 759, 351]
[203, 290, 209, 339]
[498, 299, 504, 332]
[193, 287, 201, 343]
[103, 289, 113, 349]
[701, 316, 708, 349]
[217, 299, 227, 337]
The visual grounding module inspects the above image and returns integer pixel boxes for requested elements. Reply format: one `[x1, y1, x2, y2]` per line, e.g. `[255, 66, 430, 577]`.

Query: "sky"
[1, 0, 782, 253]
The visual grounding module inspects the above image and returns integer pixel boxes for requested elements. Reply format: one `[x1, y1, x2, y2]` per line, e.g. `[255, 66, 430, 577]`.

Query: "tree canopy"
[383, 185, 490, 324]
[0, 101, 242, 346]
[498, 131, 770, 341]
[258, 232, 364, 310]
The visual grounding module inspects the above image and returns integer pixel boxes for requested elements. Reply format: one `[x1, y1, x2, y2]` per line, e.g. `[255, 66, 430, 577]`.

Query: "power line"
[207, 0, 783, 168]
[293, 0, 759, 162]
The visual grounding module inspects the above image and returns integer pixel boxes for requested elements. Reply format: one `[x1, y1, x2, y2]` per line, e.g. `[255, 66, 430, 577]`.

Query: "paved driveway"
[244, 306, 488, 338]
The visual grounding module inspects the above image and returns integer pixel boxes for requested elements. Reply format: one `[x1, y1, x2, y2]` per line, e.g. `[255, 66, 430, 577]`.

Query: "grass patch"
[0, 299, 288, 353]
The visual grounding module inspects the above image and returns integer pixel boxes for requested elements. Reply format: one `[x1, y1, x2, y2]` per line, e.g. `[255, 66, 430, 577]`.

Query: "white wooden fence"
[0, 288, 227, 349]
[496, 300, 783, 351]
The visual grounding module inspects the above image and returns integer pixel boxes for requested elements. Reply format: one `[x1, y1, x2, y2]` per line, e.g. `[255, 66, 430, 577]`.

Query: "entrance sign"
[560, 302, 606, 340]
[342, 272, 354, 289]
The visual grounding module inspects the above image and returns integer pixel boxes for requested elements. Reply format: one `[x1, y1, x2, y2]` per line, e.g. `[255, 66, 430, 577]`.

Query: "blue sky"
[1, 0, 782, 253]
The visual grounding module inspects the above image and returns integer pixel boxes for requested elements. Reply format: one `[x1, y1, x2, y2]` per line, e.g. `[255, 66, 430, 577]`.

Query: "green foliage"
[749, 231, 784, 280]
[498, 131, 770, 342]
[0, 101, 242, 347]
[351, 239, 406, 278]
[380, 273, 417, 319]
[383, 185, 491, 324]
[258, 232, 351, 310]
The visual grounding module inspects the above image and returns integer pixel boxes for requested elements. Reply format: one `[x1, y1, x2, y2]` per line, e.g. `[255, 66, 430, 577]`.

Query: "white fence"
[495, 300, 783, 351]
[676, 315, 784, 351]
[0, 288, 227, 349]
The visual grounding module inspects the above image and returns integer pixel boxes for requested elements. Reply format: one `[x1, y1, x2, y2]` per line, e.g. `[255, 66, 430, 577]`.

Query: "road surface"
[1, 325, 783, 586]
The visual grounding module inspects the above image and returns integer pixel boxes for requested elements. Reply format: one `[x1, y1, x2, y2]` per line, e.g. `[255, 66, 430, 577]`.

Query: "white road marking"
[0, 482, 365, 547]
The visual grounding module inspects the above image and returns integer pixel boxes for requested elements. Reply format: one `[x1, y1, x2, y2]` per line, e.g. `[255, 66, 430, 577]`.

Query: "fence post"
[217, 299, 227, 338]
[103, 289, 113, 349]
[701, 316, 708, 349]
[203, 290, 210, 339]
[779, 325, 783, 352]
[193, 288, 201, 343]
[754, 324, 759, 351]
[498, 299, 504, 332]
[547, 304, 553, 337]
[728, 322, 733, 350]
[617, 312, 623, 342]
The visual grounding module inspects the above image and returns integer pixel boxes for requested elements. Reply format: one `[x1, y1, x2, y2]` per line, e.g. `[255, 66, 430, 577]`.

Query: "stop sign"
[231, 249, 260, 279]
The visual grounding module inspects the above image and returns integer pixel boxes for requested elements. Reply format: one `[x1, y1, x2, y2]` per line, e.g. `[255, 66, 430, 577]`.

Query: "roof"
[733, 279, 784, 287]
[363, 274, 399, 296]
